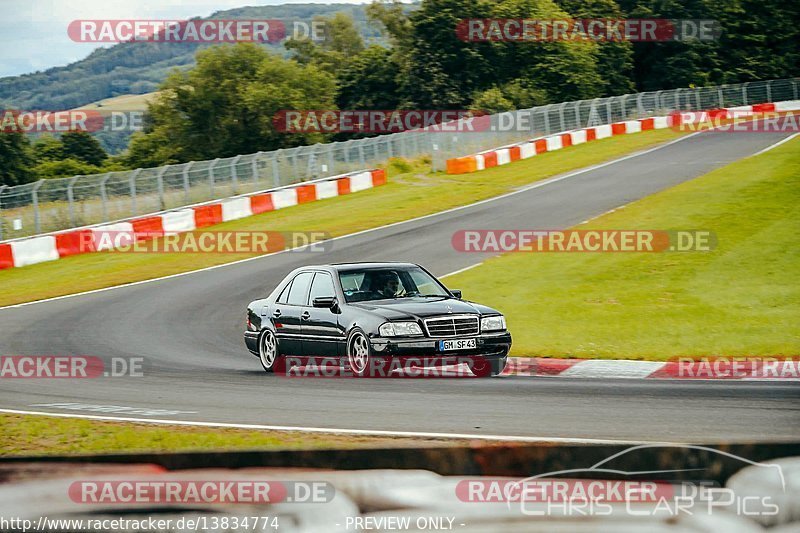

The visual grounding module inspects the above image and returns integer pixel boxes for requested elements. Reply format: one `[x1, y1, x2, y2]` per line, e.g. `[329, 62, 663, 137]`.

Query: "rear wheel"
[259, 330, 279, 373]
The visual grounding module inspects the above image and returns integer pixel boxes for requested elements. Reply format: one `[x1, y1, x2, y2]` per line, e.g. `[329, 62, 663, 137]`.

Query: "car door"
[302, 272, 344, 357]
[272, 271, 313, 356]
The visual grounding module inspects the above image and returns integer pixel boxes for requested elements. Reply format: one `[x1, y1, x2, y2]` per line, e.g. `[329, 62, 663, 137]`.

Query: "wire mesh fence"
[1, 78, 797, 241]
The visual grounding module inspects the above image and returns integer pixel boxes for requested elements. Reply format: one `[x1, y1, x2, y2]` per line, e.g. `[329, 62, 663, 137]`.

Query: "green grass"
[0, 414, 463, 457]
[0, 129, 681, 307]
[446, 137, 800, 359]
[75, 92, 160, 114]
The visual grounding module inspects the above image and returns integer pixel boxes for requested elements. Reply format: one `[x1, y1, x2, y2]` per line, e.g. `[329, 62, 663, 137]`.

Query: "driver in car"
[376, 272, 402, 298]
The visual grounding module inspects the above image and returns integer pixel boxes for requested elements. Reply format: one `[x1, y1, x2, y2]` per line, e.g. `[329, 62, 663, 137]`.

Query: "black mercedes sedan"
[244, 262, 512, 377]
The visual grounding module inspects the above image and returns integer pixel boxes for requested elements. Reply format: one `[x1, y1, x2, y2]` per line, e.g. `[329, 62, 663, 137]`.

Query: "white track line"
[0, 407, 665, 444]
[0, 132, 702, 311]
[751, 132, 798, 156]
[440, 262, 483, 278]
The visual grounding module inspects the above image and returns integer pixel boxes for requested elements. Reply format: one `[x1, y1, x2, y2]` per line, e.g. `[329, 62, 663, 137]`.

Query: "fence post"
[271, 152, 281, 187]
[343, 141, 351, 165]
[129, 168, 141, 216]
[289, 151, 300, 179]
[67, 175, 81, 227]
[327, 143, 336, 175]
[766, 81, 772, 102]
[252, 153, 261, 186]
[358, 141, 366, 166]
[157, 166, 168, 210]
[558, 102, 567, 131]
[572, 101, 581, 129]
[0, 185, 7, 240]
[742, 82, 749, 106]
[793, 79, 798, 100]
[182, 161, 193, 204]
[543, 104, 552, 134]
[99, 173, 112, 222]
[718, 87, 724, 107]
[31, 180, 47, 233]
[231, 155, 241, 194]
[208, 158, 220, 198]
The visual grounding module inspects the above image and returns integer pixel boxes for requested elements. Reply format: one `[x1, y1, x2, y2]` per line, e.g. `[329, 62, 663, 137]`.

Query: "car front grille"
[424, 315, 480, 337]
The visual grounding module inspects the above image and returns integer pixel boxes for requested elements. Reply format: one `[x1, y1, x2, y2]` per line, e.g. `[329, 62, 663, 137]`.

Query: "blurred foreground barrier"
[1, 443, 799, 532]
[2, 441, 798, 481]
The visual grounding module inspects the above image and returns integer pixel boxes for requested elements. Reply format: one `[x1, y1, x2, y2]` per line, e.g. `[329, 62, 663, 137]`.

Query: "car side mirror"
[312, 296, 337, 309]
[450, 289, 462, 299]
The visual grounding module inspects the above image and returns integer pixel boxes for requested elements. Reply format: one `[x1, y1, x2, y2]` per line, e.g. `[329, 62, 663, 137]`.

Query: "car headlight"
[379, 322, 423, 337]
[481, 315, 506, 332]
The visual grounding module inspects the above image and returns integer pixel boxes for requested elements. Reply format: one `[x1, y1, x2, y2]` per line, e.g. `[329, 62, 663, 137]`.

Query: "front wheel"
[258, 330, 279, 373]
[347, 330, 371, 377]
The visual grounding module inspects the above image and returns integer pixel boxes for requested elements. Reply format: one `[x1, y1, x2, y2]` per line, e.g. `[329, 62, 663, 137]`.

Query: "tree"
[31, 135, 65, 162]
[286, 12, 367, 74]
[32, 158, 103, 180]
[0, 132, 34, 186]
[618, 0, 799, 90]
[554, 0, 636, 96]
[336, 46, 403, 110]
[126, 43, 336, 167]
[60, 131, 108, 166]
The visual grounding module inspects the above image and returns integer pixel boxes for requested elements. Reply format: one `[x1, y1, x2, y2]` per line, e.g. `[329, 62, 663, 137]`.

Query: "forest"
[1, 0, 797, 186]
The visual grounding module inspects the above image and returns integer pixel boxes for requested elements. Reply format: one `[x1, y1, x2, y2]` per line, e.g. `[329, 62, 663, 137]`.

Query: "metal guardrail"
[0, 78, 797, 241]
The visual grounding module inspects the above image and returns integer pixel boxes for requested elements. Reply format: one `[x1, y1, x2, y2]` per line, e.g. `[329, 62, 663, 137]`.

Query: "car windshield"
[338, 266, 450, 303]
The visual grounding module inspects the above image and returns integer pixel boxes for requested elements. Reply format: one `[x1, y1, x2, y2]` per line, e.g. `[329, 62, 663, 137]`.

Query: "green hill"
[0, 3, 388, 111]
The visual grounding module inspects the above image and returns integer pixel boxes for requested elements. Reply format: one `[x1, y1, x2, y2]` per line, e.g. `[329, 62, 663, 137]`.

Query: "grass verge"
[0, 414, 465, 457]
[446, 137, 800, 359]
[0, 129, 681, 307]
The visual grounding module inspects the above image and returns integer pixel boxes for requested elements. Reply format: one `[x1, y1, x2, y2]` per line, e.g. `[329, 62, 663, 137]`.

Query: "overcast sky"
[0, 0, 369, 78]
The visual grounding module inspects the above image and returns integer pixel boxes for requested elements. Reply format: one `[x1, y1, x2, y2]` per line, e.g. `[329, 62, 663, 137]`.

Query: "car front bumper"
[369, 331, 511, 359]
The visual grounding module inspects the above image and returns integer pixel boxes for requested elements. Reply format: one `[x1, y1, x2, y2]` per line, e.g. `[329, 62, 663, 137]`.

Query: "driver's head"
[380, 272, 401, 296]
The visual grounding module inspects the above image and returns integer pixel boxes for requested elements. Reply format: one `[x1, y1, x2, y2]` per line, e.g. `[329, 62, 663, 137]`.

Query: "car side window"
[286, 272, 314, 306]
[276, 281, 293, 304]
[309, 273, 335, 303]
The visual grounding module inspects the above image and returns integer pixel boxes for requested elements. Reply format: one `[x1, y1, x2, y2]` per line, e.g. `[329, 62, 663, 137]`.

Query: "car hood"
[349, 297, 499, 320]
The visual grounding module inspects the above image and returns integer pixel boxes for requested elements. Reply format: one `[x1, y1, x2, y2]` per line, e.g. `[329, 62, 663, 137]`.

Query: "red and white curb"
[446, 100, 800, 174]
[504, 357, 800, 380]
[0, 169, 386, 271]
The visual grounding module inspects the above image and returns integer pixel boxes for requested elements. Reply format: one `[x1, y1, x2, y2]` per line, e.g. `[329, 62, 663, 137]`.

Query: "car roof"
[303, 262, 420, 272]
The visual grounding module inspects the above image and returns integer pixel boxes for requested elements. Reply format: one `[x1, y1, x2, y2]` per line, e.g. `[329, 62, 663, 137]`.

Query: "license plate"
[438, 338, 477, 351]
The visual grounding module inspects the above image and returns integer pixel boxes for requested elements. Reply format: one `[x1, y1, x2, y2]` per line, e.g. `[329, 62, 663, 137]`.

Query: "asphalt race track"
[1, 130, 798, 443]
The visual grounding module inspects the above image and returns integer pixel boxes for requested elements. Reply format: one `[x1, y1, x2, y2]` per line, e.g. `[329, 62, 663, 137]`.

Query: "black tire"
[258, 329, 280, 373]
[346, 329, 372, 377]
